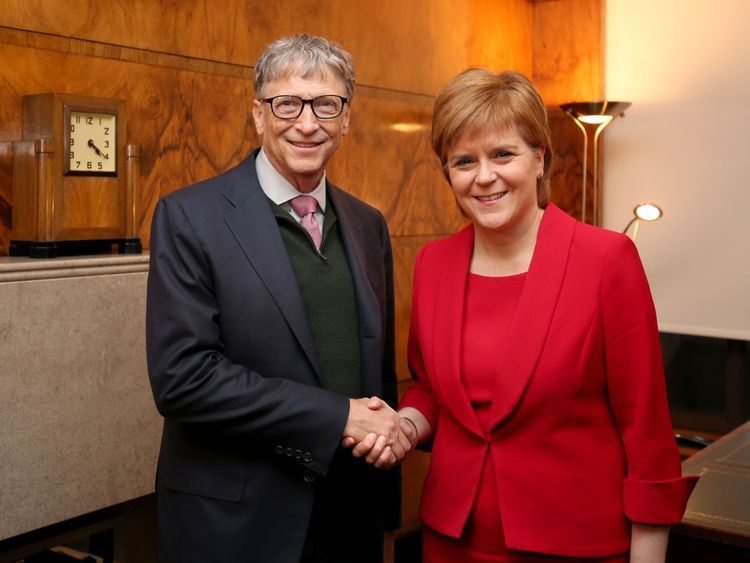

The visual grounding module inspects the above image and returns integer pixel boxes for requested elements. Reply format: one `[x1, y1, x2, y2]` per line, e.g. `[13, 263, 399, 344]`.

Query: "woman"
[392, 69, 697, 562]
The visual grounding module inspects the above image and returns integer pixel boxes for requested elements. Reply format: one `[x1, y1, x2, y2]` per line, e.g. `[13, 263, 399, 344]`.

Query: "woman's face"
[446, 124, 544, 238]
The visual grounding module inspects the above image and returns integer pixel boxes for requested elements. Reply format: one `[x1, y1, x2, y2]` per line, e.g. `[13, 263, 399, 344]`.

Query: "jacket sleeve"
[146, 196, 349, 476]
[601, 234, 698, 524]
[399, 244, 441, 432]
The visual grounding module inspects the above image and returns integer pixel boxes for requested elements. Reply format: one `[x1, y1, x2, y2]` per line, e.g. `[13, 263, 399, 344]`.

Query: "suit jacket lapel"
[327, 186, 383, 395]
[489, 204, 576, 429]
[431, 225, 485, 439]
[220, 151, 323, 378]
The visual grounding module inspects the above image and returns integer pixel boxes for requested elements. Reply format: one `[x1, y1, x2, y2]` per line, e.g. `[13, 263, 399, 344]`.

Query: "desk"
[668, 420, 750, 562]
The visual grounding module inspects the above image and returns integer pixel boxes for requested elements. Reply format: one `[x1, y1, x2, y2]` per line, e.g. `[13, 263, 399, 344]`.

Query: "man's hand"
[341, 397, 417, 469]
[343, 396, 400, 449]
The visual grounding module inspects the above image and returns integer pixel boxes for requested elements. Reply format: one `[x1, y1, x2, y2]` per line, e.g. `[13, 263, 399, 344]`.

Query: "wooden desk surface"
[673, 419, 750, 549]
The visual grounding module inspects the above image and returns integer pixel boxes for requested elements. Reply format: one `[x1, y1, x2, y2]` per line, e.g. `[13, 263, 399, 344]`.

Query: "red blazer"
[400, 204, 698, 558]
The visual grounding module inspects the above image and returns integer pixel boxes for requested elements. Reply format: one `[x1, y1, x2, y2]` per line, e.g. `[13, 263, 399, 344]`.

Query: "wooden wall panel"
[330, 88, 467, 238]
[0, 0, 265, 67]
[548, 107, 591, 221]
[532, 0, 603, 105]
[345, 0, 533, 94]
[533, 0, 604, 225]
[0, 45, 471, 254]
[466, 0, 534, 74]
[0, 42, 258, 252]
[393, 234, 440, 532]
[0, 0, 533, 98]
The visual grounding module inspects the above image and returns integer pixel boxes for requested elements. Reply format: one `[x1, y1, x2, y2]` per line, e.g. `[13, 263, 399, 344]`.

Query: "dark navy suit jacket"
[146, 149, 399, 562]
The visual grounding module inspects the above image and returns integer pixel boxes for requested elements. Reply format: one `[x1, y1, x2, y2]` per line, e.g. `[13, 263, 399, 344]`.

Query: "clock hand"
[87, 139, 107, 158]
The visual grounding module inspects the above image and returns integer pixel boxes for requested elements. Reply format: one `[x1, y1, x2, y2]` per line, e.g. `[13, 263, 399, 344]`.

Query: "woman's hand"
[340, 398, 427, 469]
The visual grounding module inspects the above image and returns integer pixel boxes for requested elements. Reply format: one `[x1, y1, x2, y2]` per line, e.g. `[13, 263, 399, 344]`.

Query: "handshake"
[341, 397, 425, 470]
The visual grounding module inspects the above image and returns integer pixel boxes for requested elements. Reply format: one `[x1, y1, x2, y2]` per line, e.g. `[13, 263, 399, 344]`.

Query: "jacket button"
[285, 447, 294, 457]
[275, 445, 284, 455]
[294, 449, 303, 459]
[303, 452, 313, 463]
[303, 470, 316, 483]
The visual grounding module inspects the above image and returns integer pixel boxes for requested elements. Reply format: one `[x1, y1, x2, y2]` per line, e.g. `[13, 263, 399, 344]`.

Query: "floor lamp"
[560, 101, 631, 226]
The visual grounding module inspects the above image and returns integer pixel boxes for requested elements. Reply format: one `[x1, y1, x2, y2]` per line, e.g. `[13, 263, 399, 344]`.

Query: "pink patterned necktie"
[290, 195, 322, 251]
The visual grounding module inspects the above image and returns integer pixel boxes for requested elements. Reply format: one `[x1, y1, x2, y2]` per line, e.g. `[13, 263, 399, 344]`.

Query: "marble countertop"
[0, 253, 149, 282]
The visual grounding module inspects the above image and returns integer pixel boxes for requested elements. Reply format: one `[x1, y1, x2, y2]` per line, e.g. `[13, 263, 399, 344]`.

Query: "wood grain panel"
[0, 42, 473, 254]
[532, 0, 603, 105]
[330, 87, 466, 238]
[0, 0, 533, 97]
[393, 234, 440, 532]
[0, 43, 258, 254]
[466, 0, 533, 74]
[392, 235, 442, 384]
[396, 420, 432, 533]
[329, 0, 534, 95]
[0, 26, 254, 79]
[548, 106, 591, 221]
[0, 0, 261, 67]
[0, 142, 13, 252]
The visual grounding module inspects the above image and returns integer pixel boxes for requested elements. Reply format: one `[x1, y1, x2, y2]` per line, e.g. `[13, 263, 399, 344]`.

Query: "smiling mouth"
[289, 140, 323, 148]
[476, 192, 507, 202]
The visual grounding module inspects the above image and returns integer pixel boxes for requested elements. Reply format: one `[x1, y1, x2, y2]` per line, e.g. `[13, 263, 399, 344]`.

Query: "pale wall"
[603, 0, 750, 340]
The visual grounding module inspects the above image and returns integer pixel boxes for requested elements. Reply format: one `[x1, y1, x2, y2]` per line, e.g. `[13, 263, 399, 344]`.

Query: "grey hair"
[253, 34, 356, 101]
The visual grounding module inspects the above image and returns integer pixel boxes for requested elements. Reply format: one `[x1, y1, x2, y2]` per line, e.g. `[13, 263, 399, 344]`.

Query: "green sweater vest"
[271, 199, 362, 397]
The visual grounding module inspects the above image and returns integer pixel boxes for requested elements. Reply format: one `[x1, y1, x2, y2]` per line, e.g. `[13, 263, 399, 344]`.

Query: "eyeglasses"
[261, 95, 348, 120]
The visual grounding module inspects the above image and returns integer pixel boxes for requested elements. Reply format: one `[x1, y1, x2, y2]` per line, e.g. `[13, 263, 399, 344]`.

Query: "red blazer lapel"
[489, 204, 577, 430]
[429, 225, 485, 439]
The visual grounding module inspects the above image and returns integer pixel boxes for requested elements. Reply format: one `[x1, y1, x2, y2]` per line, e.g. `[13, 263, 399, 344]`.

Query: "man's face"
[252, 69, 350, 193]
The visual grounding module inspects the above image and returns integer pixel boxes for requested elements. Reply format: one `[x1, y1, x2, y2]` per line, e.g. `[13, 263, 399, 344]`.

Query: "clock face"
[65, 108, 117, 175]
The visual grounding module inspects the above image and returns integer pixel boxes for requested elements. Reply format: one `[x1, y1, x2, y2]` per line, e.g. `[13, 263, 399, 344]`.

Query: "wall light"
[560, 101, 632, 226]
[390, 123, 428, 133]
[622, 203, 664, 240]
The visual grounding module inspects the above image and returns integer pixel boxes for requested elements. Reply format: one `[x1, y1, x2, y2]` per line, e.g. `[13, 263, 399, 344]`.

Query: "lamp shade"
[623, 202, 664, 238]
[560, 101, 632, 124]
[559, 100, 632, 226]
[634, 203, 663, 222]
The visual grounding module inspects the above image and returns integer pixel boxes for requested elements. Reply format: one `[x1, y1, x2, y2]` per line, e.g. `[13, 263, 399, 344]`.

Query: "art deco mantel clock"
[11, 93, 141, 258]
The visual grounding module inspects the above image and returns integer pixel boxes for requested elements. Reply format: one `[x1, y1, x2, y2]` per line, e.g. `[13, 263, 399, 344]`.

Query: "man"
[146, 34, 410, 563]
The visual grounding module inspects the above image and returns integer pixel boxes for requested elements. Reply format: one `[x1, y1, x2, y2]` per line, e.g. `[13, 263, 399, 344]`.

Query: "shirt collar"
[255, 148, 327, 212]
